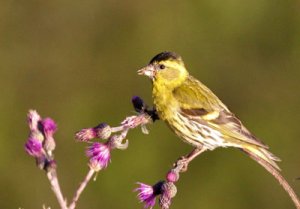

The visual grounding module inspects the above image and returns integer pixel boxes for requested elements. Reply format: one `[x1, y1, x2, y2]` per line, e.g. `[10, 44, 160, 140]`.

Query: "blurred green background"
[1, 0, 300, 208]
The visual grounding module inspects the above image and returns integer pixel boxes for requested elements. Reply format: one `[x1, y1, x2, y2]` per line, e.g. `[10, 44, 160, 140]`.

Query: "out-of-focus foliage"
[0, 0, 299, 208]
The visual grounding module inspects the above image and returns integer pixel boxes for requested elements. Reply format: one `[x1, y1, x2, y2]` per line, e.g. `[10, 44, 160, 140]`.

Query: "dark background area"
[1, 0, 300, 208]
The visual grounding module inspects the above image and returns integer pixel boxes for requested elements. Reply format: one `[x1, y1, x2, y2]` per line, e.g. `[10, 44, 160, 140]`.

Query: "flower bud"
[166, 169, 179, 182]
[95, 123, 111, 139]
[27, 110, 41, 132]
[159, 182, 177, 209]
[132, 96, 145, 113]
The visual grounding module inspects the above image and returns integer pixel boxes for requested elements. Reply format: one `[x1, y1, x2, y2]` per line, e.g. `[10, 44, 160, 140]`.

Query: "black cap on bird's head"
[138, 51, 187, 83]
[149, 51, 182, 64]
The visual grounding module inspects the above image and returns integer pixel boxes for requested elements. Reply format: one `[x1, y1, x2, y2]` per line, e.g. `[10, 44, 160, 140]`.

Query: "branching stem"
[46, 170, 67, 209]
[69, 169, 95, 209]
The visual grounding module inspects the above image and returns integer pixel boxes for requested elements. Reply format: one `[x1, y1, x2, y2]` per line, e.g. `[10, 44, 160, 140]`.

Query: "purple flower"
[25, 138, 43, 157]
[76, 123, 112, 142]
[41, 118, 57, 153]
[75, 128, 97, 142]
[135, 181, 164, 209]
[42, 118, 57, 137]
[166, 169, 179, 183]
[86, 142, 111, 171]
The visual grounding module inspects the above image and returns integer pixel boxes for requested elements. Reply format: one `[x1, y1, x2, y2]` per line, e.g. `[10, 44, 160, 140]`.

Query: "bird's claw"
[174, 156, 189, 172]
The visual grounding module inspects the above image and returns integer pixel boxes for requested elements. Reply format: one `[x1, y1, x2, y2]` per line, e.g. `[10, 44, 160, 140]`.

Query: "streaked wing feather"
[174, 75, 268, 149]
[180, 108, 268, 148]
[210, 110, 268, 148]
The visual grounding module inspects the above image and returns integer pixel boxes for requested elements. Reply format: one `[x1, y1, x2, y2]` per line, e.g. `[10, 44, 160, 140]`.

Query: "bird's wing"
[173, 76, 268, 148]
[209, 110, 268, 148]
[172, 76, 228, 112]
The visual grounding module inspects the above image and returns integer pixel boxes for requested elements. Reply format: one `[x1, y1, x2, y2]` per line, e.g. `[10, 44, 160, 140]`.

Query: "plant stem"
[46, 170, 68, 209]
[69, 169, 95, 209]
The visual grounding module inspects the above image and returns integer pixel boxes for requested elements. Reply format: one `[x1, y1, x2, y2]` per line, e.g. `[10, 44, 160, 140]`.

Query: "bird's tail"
[243, 145, 281, 170]
[242, 146, 300, 209]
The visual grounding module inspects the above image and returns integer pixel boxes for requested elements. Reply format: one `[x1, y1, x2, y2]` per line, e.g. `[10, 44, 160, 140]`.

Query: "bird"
[137, 51, 300, 208]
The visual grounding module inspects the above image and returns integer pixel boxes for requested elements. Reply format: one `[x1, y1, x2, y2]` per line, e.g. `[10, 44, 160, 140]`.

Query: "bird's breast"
[152, 85, 179, 122]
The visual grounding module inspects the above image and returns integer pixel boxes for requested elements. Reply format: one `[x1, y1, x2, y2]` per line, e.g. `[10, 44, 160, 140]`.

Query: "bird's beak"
[137, 64, 156, 79]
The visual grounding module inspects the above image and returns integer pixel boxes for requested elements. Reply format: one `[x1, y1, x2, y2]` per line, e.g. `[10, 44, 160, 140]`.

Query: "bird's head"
[138, 51, 189, 89]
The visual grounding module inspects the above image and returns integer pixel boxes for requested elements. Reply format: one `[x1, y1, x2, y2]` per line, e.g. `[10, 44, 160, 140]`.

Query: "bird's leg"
[174, 146, 206, 172]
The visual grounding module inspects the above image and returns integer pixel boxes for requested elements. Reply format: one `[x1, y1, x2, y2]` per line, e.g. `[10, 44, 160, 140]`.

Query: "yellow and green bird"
[138, 51, 300, 208]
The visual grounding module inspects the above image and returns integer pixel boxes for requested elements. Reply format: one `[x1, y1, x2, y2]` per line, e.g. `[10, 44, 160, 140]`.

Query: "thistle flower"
[42, 118, 57, 137]
[135, 181, 164, 209]
[25, 137, 43, 157]
[25, 110, 59, 169]
[42, 118, 57, 153]
[75, 123, 112, 142]
[75, 128, 97, 142]
[86, 142, 111, 171]
[135, 180, 178, 209]
[135, 183, 157, 208]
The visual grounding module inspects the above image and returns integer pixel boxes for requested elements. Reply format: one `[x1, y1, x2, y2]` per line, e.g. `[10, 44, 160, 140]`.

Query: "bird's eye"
[159, 64, 165, 70]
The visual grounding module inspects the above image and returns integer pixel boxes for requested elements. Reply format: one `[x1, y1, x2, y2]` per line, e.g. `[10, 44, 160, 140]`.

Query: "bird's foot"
[174, 156, 189, 172]
[173, 147, 206, 173]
